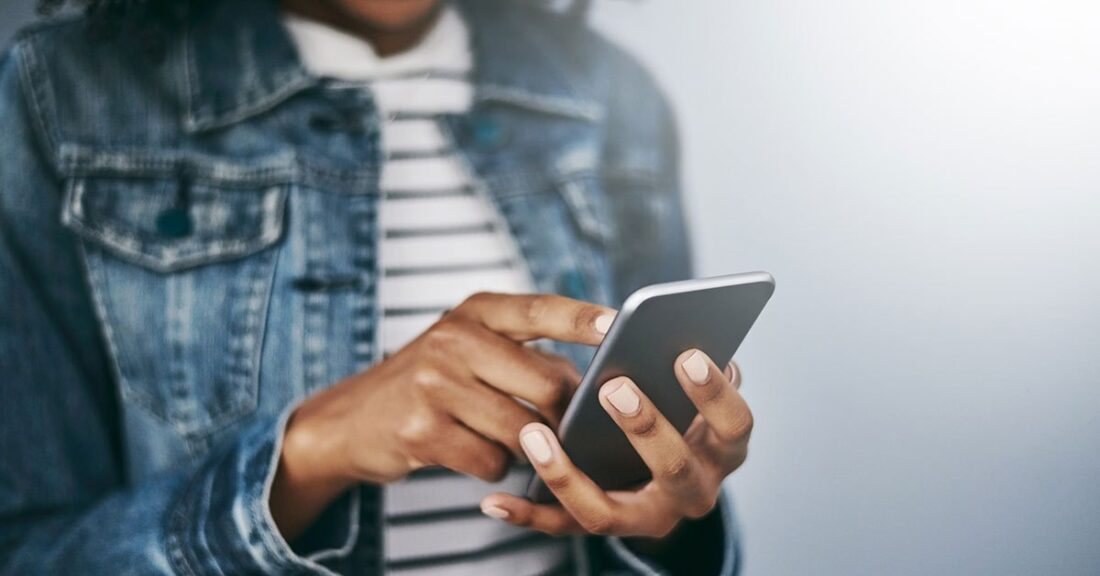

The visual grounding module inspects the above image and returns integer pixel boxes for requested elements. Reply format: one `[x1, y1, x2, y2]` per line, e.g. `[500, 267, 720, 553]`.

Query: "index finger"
[452, 292, 615, 346]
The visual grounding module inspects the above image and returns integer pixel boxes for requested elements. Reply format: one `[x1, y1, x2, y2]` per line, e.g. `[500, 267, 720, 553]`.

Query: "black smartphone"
[527, 271, 775, 502]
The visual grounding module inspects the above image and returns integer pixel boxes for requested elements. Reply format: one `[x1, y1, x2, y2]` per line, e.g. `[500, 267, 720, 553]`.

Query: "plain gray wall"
[2, 1, 1098, 575]
[591, 1, 1100, 575]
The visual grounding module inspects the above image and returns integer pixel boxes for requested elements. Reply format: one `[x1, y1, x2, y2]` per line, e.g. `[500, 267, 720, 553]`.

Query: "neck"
[281, 0, 444, 57]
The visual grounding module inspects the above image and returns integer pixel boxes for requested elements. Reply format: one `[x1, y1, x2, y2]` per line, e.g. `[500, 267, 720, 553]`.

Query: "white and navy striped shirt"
[285, 8, 572, 575]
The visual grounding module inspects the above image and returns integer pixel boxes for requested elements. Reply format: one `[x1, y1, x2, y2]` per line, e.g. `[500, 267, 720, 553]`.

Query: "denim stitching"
[15, 39, 59, 165]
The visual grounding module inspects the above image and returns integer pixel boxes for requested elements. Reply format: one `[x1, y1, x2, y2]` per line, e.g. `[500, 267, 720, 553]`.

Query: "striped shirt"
[284, 8, 573, 575]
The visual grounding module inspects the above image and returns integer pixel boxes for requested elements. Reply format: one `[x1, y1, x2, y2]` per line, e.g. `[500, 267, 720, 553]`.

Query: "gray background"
[3, 1, 1099, 575]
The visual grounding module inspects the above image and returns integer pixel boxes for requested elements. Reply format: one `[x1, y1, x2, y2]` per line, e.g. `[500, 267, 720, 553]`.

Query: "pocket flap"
[62, 177, 287, 273]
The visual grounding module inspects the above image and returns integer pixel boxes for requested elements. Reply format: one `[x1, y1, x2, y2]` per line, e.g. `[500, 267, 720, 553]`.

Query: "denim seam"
[166, 454, 222, 576]
[476, 84, 603, 122]
[14, 38, 59, 165]
[76, 242, 132, 418]
[302, 191, 328, 393]
[166, 270, 196, 438]
[56, 153, 381, 193]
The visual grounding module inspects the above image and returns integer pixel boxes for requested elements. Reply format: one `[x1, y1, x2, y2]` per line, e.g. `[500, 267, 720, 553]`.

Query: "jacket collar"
[180, 0, 603, 133]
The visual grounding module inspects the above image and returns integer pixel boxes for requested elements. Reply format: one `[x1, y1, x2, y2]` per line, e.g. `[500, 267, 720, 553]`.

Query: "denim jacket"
[0, 0, 740, 573]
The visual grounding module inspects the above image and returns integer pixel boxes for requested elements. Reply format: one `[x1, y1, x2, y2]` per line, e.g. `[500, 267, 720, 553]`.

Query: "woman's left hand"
[479, 349, 752, 538]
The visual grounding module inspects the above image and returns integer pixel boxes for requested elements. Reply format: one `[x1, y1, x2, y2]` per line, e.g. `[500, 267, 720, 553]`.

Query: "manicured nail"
[594, 313, 615, 335]
[481, 503, 510, 520]
[521, 428, 554, 464]
[682, 350, 711, 385]
[728, 362, 741, 389]
[605, 379, 641, 416]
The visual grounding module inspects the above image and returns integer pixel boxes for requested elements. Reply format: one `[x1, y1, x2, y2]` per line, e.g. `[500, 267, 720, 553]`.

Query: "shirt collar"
[180, 0, 603, 133]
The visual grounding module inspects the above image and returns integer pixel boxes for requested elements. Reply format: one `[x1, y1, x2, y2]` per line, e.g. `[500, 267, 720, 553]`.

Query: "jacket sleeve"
[0, 44, 358, 575]
[595, 47, 741, 576]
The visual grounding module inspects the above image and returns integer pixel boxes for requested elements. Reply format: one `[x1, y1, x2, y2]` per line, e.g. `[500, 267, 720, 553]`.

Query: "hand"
[479, 350, 751, 539]
[270, 292, 615, 539]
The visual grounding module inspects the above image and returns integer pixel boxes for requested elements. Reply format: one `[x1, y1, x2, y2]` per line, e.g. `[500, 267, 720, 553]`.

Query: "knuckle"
[572, 305, 599, 337]
[659, 454, 696, 485]
[509, 510, 534, 528]
[579, 513, 616, 535]
[424, 320, 465, 351]
[699, 378, 727, 404]
[409, 366, 446, 392]
[477, 448, 510, 481]
[627, 413, 660, 438]
[725, 406, 755, 439]
[459, 291, 493, 310]
[522, 295, 551, 328]
[547, 514, 576, 536]
[396, 414, 439, 449]
[535, 373, 571, 411]
[543, 472, 573, 492]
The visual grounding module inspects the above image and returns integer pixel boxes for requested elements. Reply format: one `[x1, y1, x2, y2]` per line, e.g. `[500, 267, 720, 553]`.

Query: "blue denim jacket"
[0, 0, 740, 573]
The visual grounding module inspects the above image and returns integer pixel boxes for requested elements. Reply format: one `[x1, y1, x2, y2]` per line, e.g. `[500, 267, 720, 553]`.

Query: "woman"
[0, 0, 753, 573]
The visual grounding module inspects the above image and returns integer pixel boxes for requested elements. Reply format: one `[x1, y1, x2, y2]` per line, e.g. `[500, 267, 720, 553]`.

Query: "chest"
[59, 87, 617, 470]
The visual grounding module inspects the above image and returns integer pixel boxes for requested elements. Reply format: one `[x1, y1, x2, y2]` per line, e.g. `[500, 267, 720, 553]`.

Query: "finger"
[453, 292, 616, 346]
[429, 320, 581, 424]
[674, 350, 754, 444]
[434, 377, 544, 457]
[598, 377, 717, 518]
[518, 422, 684, 536]
[479, 493, 582, 536]
[427, 421, 511, 482]
[724, 361, 742, 389]
[518, 422, 622, 534]
[466, 328, 581, 425]
[529, 348, 584, 395]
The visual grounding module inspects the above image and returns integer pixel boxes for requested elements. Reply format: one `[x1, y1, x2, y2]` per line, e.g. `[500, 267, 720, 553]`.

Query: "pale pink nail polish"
[594, 313, 615, 335]
[683, 350, 711, 385]
[605, 379, 641, 416]
[481, 503, 510, 519]
[521, 429, 554, 464]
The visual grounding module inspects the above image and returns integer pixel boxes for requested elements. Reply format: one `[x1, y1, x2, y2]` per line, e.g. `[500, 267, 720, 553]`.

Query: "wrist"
[281, 405, 356, 490]
[270, 405, 355, 541]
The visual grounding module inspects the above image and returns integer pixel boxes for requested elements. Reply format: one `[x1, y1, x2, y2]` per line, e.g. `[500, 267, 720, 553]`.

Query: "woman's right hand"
[270, 292, 615, 539]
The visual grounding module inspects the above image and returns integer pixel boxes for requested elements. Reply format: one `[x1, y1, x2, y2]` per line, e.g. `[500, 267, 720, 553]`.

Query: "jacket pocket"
[62, 175, 287, 441]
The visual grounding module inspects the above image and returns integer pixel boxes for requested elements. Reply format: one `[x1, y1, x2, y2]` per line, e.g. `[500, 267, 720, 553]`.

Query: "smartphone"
[527, 271, 775, 503]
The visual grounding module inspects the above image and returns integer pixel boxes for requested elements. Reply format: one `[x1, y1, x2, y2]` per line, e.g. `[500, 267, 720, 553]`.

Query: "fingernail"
[683, 350, 711, 385]
[594, 313, 615, 335]
[605, 379, 641, 416]
[728, 361, 741, 389]
[521, 428, 554, 464]
[481, 503, 510, 520]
